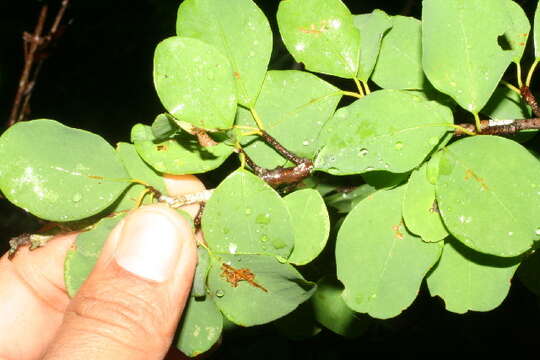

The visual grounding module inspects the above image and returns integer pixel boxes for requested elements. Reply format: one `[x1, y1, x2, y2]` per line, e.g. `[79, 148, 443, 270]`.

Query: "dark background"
[1, 0, 539, 356]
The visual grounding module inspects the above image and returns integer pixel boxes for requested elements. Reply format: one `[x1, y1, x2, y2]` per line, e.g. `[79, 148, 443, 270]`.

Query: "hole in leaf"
[497, 34, 512, 51]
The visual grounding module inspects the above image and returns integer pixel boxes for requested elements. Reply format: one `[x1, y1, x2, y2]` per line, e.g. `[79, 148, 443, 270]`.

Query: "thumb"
[43, 204, 197, 360]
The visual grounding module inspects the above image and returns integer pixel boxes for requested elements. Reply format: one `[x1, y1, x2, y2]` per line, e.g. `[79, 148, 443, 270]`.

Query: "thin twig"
[7, 0, 71, 127]
[520, 85, 540, 117]
[454, 118, 540, 136]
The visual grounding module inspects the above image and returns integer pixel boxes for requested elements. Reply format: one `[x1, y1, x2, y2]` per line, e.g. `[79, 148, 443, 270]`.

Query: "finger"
[163, 174, 206, 218]
[43, 204, 197, 360]
[0, 233, 74, 360]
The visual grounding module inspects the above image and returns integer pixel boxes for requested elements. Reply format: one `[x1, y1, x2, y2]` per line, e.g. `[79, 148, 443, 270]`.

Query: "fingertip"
[163, 174, 206, 218]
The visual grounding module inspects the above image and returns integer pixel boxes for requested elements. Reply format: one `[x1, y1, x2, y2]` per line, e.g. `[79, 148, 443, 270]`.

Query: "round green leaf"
[177, 0, 272, 107]
[64, 214, 125, 297]
[371, 16, 424, 90]
[176, 295, 223, 357]
[131, 124, 233, 175]
[403, 162, 448, 243]
[353, 10, 392, 82]
[207, 253, 316, 326]
[312, 276, 371, 338]
[337, 186, 443, 319]
[315, 90, 453, 175]
[284, 189, 330, 265]
[277, 0, 360, 78]
[202, 169, 295, 258]
[0, 119, 129, 221]
[153, 36, 237, 130]
[237, 70, 341, 169]
[427, 239, 520, 314]
[422, 0, 514, 113]
[435, 136, 540, 257]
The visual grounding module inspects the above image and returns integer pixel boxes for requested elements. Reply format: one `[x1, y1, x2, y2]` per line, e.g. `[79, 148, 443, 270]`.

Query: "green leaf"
[403, 162, 448, 243]
[427, 239, 520, 314]
[483, 86, 532, 120]
[202, 169, 295, 258]
[207, 253, 316, 326]
[176, 0, 272, 107]
[131, 124, 233, 175]
[324, 184, 377, 214]
[116, 142, 166, 193]
[503, 0, 530, 63]
[353, 10, 392, 82]
[361, 171, 410, 189]
[0, 119, 129, 221]
[517, 250, 540, 296]
[277, 0, 360, 78]
[151, 113, 179, 140]
[237, 70, 341, 169]
[64, 214, 125, 297]
[337, 186, 443, 319]
[315, 90, 453, 175]
[371, 16, 424, 90]
[153, 36, 237, 130]
[435, 136, 540, 257]
[175, 294, 223, 357]
[422, 0, 514, 113]
[312, 276, 370, 338]
[284, 189, 330, 265]
[192, 246, 211, 298]
[534, 0, 540, 59]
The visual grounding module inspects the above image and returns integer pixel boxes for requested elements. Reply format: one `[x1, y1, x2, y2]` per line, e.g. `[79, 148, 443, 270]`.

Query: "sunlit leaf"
[403, 162, 448, 242]
[131, 124, 233, 175]
[177, 0, 272, 106]
[277, 0, 360, 78]
[237, 70, 341, 169]
[427, 239, 520, 313]
[116, 142, 166, 193]
[337, 186, 443, 319]
[175, 294, 223, 357]
[207, 253, 316, 326]
[284, 189, 330, 265]
[0, 120, 129, 221]
[435, 136, 540, 257]
[503, 0, 530, 63]
[202, 169, 295, 258]
[64, 214, 125, 297]
[353, 9, 392, 81]
[422, 0, 514, 113]
[371, 16, 424, 89]
[315, 90, 453, 175]
[153, 36, 237, 130]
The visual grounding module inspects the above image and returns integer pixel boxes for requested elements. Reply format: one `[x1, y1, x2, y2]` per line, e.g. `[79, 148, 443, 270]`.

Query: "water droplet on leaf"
[358, 148, 368, 157]
[256, 213, 271, 224]
[215, 290, 224, 298]
[394, 141, 404, 150]
[245, 208, 252, 215]
[72, 193, 82, 202]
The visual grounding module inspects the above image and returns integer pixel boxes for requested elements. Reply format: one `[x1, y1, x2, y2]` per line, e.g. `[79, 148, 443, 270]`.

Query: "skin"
[0, 175, 204, 360]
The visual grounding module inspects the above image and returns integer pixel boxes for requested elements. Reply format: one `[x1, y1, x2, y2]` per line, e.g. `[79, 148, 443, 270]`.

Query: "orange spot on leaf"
[220, 263, 268, 292]
[464, 169, 488, 190]
[233, 71, 241, 79]
[156, 145, 167, 151]
[392, 223, 404, 240]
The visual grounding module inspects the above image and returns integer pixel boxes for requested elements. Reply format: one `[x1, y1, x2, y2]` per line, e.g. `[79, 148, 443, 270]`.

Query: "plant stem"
[249, 107, 265, 130]
[361, 80, 371, 95]
[526, 58, 540, 87]
[501, 80, 521, 95]
[516, 62, 523, 88]
[520, 85, 540, 117]
[353, 78, 364, 97]
[341, 90, 362, 99]
[473, 112, 481, 132]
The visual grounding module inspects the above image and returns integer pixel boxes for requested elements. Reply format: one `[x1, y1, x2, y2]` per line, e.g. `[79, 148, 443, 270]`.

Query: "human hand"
[0, 175, 204, 360]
